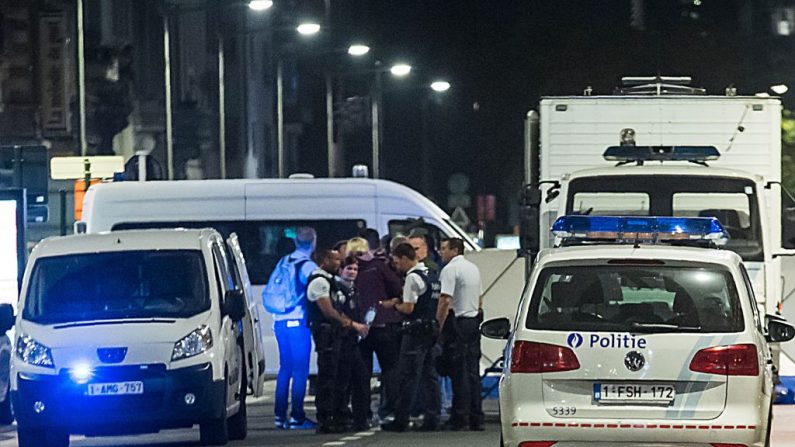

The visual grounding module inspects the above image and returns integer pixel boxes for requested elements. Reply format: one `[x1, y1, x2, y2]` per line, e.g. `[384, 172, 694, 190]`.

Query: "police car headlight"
[171, 325, 213, 361]
[16, 334, 54, 368]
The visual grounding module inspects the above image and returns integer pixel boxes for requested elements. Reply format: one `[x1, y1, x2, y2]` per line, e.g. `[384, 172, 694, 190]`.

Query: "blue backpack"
[262, 255, 310, 314]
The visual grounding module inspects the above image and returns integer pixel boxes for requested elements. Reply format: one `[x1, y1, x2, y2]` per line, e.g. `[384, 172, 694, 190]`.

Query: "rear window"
[526, 264, 744, 333]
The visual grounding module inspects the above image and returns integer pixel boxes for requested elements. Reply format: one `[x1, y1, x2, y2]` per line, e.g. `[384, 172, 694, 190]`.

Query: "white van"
[80, 177, 478, 373]
[11, 229, 264, 446]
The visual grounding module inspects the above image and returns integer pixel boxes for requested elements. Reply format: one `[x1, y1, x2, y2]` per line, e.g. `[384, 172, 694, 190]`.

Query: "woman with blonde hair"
[346, 237, 369, 256]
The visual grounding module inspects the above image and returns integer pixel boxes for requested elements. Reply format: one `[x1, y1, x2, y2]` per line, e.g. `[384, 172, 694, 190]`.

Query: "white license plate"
[87, 381, 144, 396]
[594, 383, 675, 403]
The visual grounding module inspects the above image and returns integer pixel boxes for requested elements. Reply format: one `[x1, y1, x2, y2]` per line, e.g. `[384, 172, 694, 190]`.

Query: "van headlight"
[16, 334, 54, 368]
[171, 325, 213, 361]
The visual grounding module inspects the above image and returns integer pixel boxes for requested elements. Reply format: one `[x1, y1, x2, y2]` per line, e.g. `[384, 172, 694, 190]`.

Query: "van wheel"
[228, 345, 248, 440]
[200, 370, 229, 446]
[0, 384, 14, 424]
[19, 425, 69, 447]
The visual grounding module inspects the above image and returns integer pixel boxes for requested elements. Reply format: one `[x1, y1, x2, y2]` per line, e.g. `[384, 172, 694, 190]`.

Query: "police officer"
[306, 250, 369, 433]
[437, 238, 484, 431]
[380, 243, 441, 432]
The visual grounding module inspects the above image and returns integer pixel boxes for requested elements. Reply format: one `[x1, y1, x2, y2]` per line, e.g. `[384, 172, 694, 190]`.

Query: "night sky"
[290, 0, 789, 232]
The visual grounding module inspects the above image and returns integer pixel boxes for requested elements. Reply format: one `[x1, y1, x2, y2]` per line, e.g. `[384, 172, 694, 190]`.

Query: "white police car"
[482, 216, 795, 447]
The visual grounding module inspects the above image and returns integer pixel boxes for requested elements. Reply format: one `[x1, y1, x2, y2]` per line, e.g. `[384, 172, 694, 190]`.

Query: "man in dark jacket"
[354, 229, 404, 421]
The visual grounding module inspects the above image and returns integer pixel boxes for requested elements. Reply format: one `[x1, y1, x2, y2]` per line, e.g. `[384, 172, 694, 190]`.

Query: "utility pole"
[324, 0, 335, 177]
[371, 63, 383, 179]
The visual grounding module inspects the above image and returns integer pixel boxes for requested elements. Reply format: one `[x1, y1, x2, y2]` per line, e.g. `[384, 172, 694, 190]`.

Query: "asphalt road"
[0, 392, 791, 446]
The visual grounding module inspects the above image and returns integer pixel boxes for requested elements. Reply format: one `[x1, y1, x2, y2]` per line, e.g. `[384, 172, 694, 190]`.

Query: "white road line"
[355, 431, 376, 436]
[322, 442, 346, 446]
[341, 436, 361, 441]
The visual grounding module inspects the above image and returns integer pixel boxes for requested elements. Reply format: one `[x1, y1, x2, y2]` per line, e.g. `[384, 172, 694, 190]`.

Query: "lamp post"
[421, 80, 451, 194]
[276, 21, 321, 178]
[371, 62, 411, 179]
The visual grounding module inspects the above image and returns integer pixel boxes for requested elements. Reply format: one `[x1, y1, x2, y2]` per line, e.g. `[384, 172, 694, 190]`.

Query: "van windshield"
[567, 175, 763, 261]
[23, 250, 210, 324]
[526, 264, 744, 333]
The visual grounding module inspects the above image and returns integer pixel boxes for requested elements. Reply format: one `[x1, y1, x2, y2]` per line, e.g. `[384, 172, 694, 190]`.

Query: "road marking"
[356, 431, 376, 436]
[341, 436, 361, 440]
[323, 442, 346, 446]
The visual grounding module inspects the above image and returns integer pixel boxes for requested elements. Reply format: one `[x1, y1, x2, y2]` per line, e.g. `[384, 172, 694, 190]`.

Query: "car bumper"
[12, 362, 225, 435]
[503, 419, 765, 447]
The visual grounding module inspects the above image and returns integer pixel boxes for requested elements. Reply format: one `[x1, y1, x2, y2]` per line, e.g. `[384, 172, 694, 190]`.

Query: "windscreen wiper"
[629, 322, 702, 332]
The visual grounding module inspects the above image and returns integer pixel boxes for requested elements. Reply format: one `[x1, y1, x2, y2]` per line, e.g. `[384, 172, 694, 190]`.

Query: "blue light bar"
[551, 216, 729, 246]
[603, 146, 720, 163]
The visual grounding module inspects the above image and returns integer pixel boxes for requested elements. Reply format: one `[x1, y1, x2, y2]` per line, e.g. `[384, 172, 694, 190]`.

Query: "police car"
[481, 216, 795, 447]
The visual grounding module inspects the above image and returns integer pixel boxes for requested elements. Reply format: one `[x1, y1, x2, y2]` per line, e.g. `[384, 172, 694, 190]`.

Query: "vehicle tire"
[228, 344, 248, 441]
[19, 426, 69, 447]
[0, 384, 14, 425]
[200, 368, 229, 446]
[765, 402, 773, 447]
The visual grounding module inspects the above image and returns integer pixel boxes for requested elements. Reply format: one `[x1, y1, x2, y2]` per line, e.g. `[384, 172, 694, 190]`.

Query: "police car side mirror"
[481, 317, 511, 340]
[0, 304, 13, 334]
[766, 315, 795, 343]
[223, 289, 247, 322]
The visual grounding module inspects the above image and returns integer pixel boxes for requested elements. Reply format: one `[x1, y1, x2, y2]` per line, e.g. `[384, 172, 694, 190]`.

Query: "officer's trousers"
[393, 330, 441, 425]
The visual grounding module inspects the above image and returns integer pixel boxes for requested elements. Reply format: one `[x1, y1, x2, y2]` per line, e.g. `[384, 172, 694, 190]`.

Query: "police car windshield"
[526, 264, 744, 333]
[567, 176, 763, 262]
[23, 250, 210, 324]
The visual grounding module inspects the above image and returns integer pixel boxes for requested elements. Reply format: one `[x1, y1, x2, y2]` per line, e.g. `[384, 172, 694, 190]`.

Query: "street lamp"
[247, 0, 273, 11]
[430, 80, 451, 92]
[296, 22, 321, 36]
[772, 84, 789, 95]
[390, 63, 412, 77]
[348, 44, 371, 57]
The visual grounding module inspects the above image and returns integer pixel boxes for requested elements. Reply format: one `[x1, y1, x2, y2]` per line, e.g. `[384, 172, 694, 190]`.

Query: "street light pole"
[163, 12, 174, 180]
[371, 64, 383, 179]
[77, 0, 87, 156]
[324, 0, 335, 177]
[276, 57, 285, 178]
[218, 30, 226, 179]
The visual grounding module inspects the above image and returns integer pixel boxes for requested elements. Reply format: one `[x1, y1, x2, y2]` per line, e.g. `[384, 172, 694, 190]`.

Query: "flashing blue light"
[551, 216, 728, 246]
[69, 363, 94, 384]
[603, 146, 720, 163]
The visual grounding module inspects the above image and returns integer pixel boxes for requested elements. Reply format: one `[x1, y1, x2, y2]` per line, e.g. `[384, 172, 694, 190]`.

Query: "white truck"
[473, 77, 795, 384]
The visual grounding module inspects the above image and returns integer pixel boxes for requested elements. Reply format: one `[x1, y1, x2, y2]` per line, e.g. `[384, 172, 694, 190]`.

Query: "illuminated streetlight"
[390, 63, 412, 77]
[431, 81, 451, 92]
[296, 22, 321, 36]
[772, 84, 789, 95]
[247, 0, 273, 11]
[348, 44, 370, 57]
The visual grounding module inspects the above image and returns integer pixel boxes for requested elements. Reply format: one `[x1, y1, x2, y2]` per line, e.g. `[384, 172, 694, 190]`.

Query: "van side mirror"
[766, 314, 795, 343]
[74, 221, 87, 234]
[480, 317, 511, 340]
[0, 304, 14, 334]
[223, 289, 247, 321]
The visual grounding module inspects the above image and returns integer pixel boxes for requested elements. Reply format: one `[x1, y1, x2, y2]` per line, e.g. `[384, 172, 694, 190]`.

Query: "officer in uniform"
[306, 250, 369, 433]
[380, 243, 441, 432]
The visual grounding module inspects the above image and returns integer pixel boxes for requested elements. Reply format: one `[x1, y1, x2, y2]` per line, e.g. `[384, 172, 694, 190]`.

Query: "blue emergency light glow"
[69, 363, 94, 384]
[603, 146, 720, 163]
[551, 216, 729, 246]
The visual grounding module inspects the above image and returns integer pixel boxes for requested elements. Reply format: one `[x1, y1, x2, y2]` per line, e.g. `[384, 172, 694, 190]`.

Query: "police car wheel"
[765, 403, 773, 447]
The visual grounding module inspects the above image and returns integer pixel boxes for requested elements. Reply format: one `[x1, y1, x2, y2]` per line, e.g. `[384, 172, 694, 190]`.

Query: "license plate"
[87, 381, 144, 396]
[594, 383, 675, 403]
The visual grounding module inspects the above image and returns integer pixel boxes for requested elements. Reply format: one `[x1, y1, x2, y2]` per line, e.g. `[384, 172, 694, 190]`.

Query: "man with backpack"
[380, 243, 442, 432]
[263, 227, 318, 430]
